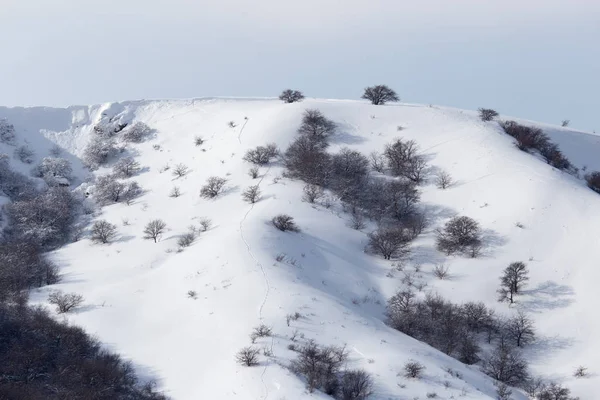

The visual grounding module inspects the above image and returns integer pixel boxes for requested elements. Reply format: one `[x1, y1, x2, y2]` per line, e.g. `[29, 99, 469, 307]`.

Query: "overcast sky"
[1, 0, 598, 131]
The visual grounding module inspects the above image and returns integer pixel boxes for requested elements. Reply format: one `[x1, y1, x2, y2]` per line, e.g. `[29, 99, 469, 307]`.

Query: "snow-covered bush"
[83, 137, 117, 169]
[403, 360, 425, 378]
[112, 156, 140, 177]
[291, 340, 348, 393]
[361, 85, 399, 105]
[0, 153, 36, 200]
[91, 220, 117, 244]
[272, 214, 299, 232]
[297, 109, 336, 145]
[302, 183, 323, 203]
[339, 369, 373, 400]
[48, 290, 84, 313]
[14, 145, 35, 164]
[177, 231, 195, 248]
[172, 163, 189, 178]
[34, 157, 72, 182]
[241, 185, 261, 204]
[122, 122, 152, 143]
[94, 175, 141, 205]
[248, 166, 259, 179]
[279, 89, 305, 103]
[243, 144, 279, 165]
[0, 119, 16, 144]
[200, 176, 227, 198]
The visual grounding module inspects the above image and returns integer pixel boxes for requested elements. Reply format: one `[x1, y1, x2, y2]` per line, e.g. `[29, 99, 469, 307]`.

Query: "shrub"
[242, 185, 261, 204]
[250, 324, 272, 342]
[500, 121, 549, 152]
[279, 89, 305, 103]
[302, 183, 324, 203]
[435, 170, 453, 189]
[330, 148, 370, 196]
[94, 175, 126, 204]
[291, 340, 348, 393]
[143, 219, 167, 243]
[561, 119, 570, 127]
[368, 227, 412, 260]
[433, 264, 449, 279]
[194, 136, 204, 146]
[0, 118, 16, 144]
[200, 176, 227, 198]
[122, 122, 152, 142]
[91, 220, 117, 243]
[243, 144, 279, 165]
[284, 135, 331, 184]
[199, 217, 212, 231]
[384, 180, 421, 221]
[383, 139, 426, 182]
[436, 216, 482, 256]
[177, 232, 195, 248]
[339, 369, 373, 400]
[236, 347, 260, 366]
[495, 383, 513, 400]
[297, 109, 336, 145]
[48, 291, 84, 313]
[537, 382, 578, 400]
[478, 108, 499, 121]
[361, 85, 399, 105]
[403, 360, 424, 378]
[585, 171, 600, 193]
[173, 163, 189, 178]
[169, 186, 181, 198]
[112, 156, 140, 177]
[14, 145, 35, 164]
[83, 137, 117, 169]
[272, 214, 299, 232]
[248, 166, 260, 179]
[369, 151, 386, 173]
[574, 366, 588, 378]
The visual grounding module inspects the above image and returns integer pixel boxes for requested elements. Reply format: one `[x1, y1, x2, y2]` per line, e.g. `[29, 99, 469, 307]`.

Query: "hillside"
[1, 98, 598, 399]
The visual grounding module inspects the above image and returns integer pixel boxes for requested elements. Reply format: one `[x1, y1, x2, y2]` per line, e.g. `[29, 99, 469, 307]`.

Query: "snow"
[1, 98, 599, 399]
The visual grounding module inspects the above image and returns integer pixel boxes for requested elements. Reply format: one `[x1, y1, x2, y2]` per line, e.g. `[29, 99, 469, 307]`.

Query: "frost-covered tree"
[112, 156, 140, 177]
[91, 220, 117, 243]
[361, 85, 399, 105]
[0, 118, 16, 144]
[83, 137, 117, 169]
[143, 219, 167, 243]
[279, 89, 305, 103]
[122, 122, 152, 143]
[34, 157, 73, 182]
[94, 175, 126, 204]
[0, 154, 36, 200]
[14, 145, 35, 164]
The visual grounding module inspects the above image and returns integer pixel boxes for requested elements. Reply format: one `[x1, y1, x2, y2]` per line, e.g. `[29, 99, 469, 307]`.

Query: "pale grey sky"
[1, 0, 598, 131]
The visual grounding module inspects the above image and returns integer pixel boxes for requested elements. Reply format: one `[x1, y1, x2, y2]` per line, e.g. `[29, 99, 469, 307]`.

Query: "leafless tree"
[243, 144, 279, 165]
[482, 341, 529, 386]
[242, 185, 261, 203]
[297, 109, 336, 144]
[48, 291, 84, 313]
[14, 145, 35, 164]
[436, 216, 482, 256]
[200, 176, 227, 198]
[495, 383, 512, 400]
[143, 219, 167, 243]
[248, 166, 260, 179]
[435, 170, 453, 189]
[339, 369, 373, 400]
[91, 220, 117, 243]
[505, 310, 535, 347]
[173, 163, 189, 178]
[169, 186, 181, 198]
[369, 151, 386, 173]
[199, 217, 212, 231]
[272, 214, 299, 232]
[497, 262, 529, 304]
[433, 264, 450, 279]
[302, 183, 324, 203]
[235, 347, 260, 366]
[368, 227, 412, 260]
[478, 108, 499, 121]
[112, 156, 140, 177]
[279, 89, 305, 103]
[361, 85, 399, 105]
[403, 360, 425, 378]
[177, 231, 196, 248]
[284, 135, 331, 185]
[538, 382, 578, 400]
[585, 171, 600, 193]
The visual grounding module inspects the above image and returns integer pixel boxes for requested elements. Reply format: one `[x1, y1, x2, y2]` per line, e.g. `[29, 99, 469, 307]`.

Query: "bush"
[383, 139, 427, 182]
[272, 214, 299, 232]
[0, 304, 168, 399]
[339, 369, 373, 400]
[91, 220, 117, 243]
[94, 175, 128, 204]
[403, 360, 424, 378]
[14, 145, 35, 164]
[177, 232, 196, 248]
[199, 217, 212, 231]
[505, 310, 535, 347]
[361, 85, 399, 105]
[200, 176, 227, 198]
[284, 135, 331, 185]
[279, 89, 305, 103]
[236, 346, 260, 366]
[297, 109, 336, 145]
[368, 227, 412, 260]
[369, 151, 386, 173]
[433, 264, 449, 279]
[242, 185, 261, 204]
[143, 219, 167, 243]
[173, 163, 189, 178]
[290, 340, 348, 393]
[122, 122, 152, 142]
[250, 324, 272, 342]
[243, 144, 279, 165]
[169, 186, 181, 197]
[499, 121, 549, 152]
[478, 108, 499, 121]
[330, 148, 370, 197]
[248, 166, 260, 179]
[48, 291, 84, 313]
[585, 171, 600, 193]
[436, 216, 482, 257]
[113, 156, 140, 177]
[83, 137, 117, 169]
[537, 382, 578, 400]
[435, 171, 453, 189]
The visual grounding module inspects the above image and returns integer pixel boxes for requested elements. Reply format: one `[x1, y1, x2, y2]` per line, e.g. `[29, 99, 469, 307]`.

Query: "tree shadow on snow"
[520, 281, 575, 313]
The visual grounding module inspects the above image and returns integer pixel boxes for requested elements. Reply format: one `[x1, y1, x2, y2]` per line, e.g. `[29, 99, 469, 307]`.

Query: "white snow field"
[1, 98, 599, 399]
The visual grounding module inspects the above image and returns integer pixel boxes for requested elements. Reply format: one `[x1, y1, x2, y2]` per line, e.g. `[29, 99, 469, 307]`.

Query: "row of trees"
[279, 85, 399, 106]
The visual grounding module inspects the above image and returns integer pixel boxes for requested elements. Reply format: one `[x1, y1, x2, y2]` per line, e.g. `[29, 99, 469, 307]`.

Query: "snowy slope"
[1, 98, 598, 399]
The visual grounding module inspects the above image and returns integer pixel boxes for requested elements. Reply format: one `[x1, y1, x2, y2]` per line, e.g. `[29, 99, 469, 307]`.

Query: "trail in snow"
[238, 117, 249, 144]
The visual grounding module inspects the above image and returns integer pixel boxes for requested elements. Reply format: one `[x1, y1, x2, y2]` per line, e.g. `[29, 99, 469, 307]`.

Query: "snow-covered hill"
[1, 98, 598, 399]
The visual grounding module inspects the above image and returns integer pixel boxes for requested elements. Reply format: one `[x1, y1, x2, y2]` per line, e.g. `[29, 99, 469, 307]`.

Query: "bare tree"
[368, 227, 412, 260]
[436, 216, 482, 256]
[495, 383, 513, 400]
[383, 139, 426, 182]
[169, 186, 181, 198]
[272, 214, 299, 232]
[199, 217, 212, 231]
[14, 145, 35, 164]
[302, 183, 324, 203]
[505, 310, 535, 347]
[122, 122, 152, 142]
[143, 219, 167, 243]
[177, 231, 196, 248]
[112, 157, 140, 177]
[48, 291, 84, 313]
[83, 137, 117, 169]
[297, 109, 336, 144]
[235, 347, 260, 366]
[242, 185, 261, 204]
[173, 163, 189, 178]
[243, 144, 279, 165]
[361, 85, 399, 105]
[279, 89, 305, 103]
[91, 220, 117, 244]
[497, 262, 529, 304]
[482, 341, 529, 386]
[478, 108, 499, 121]
[284, 135, 331, 184]
[369, 151, 386, 173]
[403, 360, 425, 378]
[538, 382, 578, 400]
[248, 166, 260, 179]
[435, 170, 453, 189]
[200, 176, 227, 198]
[433, 264, 450, 279]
